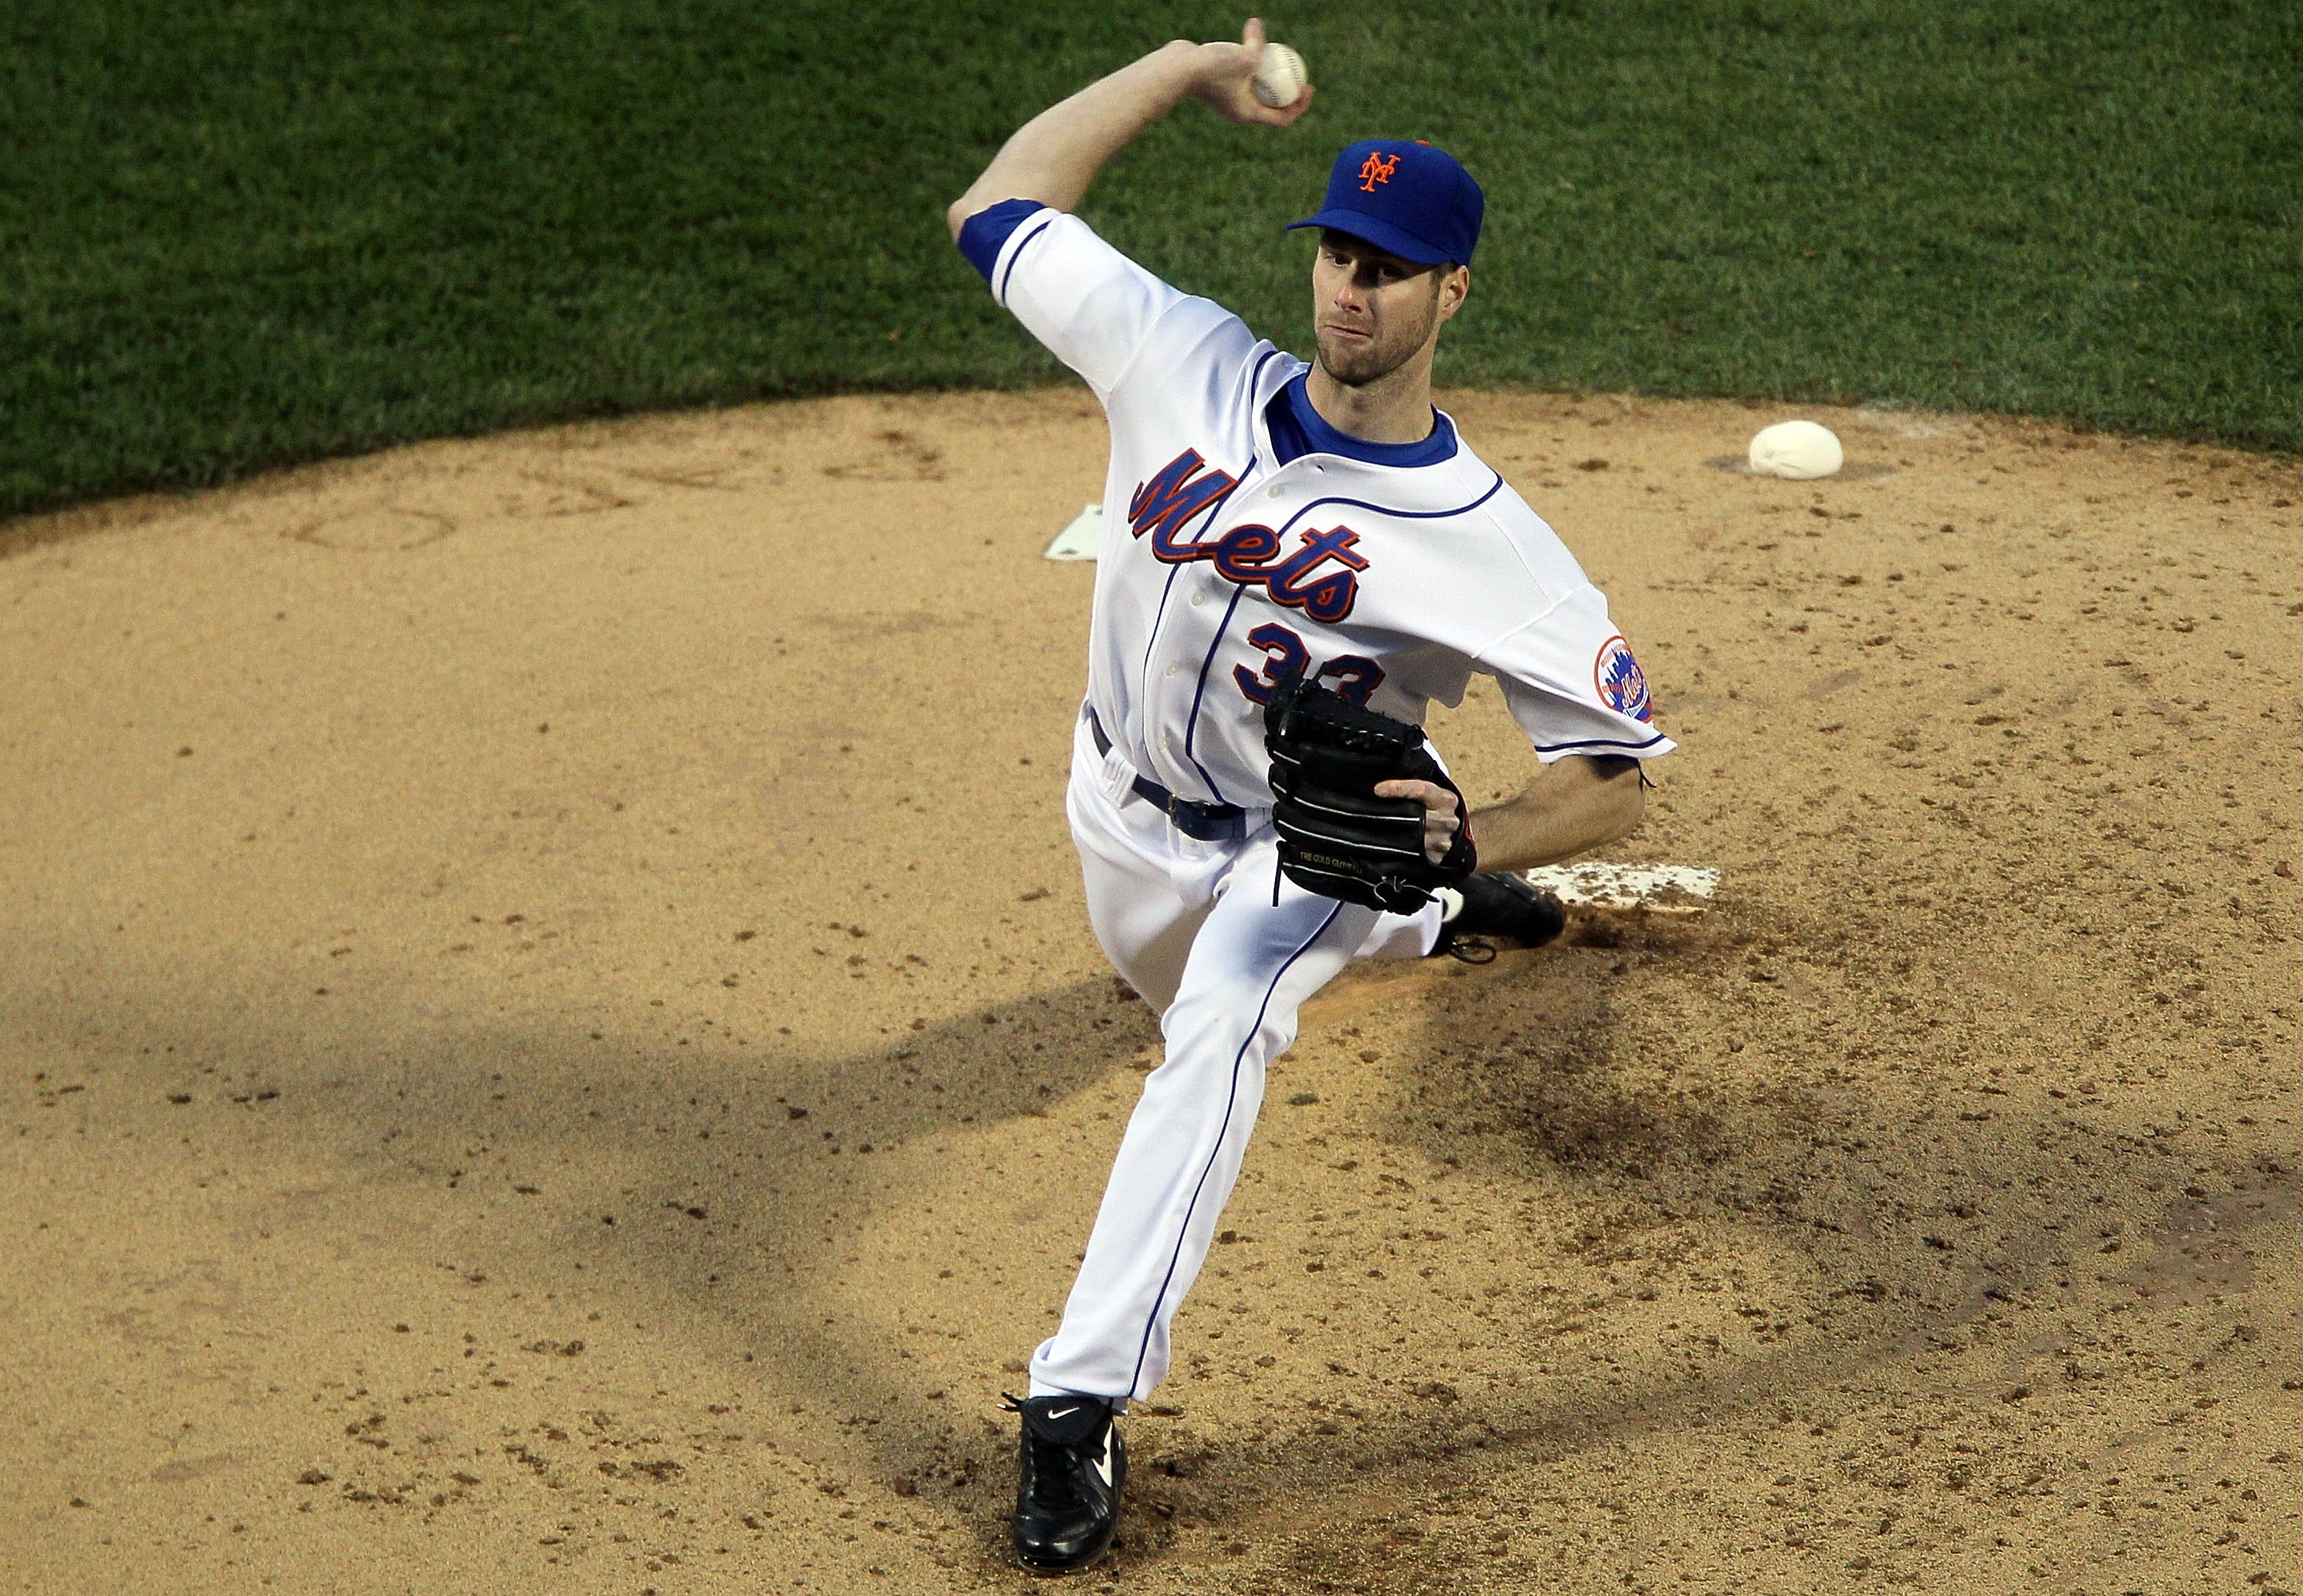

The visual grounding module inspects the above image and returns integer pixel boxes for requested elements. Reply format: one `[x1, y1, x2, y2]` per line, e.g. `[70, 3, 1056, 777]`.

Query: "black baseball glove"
[1263, 672, 1476, 914]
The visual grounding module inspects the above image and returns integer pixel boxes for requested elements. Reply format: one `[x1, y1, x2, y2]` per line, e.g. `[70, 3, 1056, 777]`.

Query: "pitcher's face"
[1310, 231, 1467, 387]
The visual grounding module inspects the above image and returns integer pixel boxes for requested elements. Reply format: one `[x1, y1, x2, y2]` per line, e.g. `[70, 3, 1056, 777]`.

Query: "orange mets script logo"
[1357, 151, 1399, 192]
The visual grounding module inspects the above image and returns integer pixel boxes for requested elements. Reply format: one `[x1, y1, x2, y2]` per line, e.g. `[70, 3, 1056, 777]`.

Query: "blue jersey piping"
[1125, 900, 1343, 1396]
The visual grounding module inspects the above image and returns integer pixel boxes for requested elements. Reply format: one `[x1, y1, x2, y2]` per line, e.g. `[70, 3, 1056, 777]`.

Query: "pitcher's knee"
[1158, 984, 1294, 1070]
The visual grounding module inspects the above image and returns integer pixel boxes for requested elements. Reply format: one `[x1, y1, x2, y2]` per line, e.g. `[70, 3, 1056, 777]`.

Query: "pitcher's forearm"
[1468, 756, 1646, 873]
[949, 42, 1205, 235]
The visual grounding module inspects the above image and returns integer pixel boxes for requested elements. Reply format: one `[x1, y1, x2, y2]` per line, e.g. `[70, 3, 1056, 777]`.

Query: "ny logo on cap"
[1356, 150, 1399, 192]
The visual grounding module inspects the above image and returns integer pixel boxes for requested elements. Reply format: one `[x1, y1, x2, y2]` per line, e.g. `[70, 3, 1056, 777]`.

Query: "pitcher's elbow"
[1610, 775, 1648, 843]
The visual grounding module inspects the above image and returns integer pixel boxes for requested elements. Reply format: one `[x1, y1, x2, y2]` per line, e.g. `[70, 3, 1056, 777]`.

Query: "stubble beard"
[1313, 296, 1439, 389]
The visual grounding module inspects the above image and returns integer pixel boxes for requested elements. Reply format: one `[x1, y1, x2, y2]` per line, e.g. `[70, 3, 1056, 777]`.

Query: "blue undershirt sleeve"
[956, 199, 1049, 283]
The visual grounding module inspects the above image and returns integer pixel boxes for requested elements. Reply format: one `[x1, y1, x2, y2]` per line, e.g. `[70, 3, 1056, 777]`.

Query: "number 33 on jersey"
[965, 201, 1672, 809]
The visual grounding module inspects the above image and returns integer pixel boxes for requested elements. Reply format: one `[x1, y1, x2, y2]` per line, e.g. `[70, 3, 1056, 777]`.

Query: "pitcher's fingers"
[1250, 84, 1313, 127]
[1373, 778, 1460, 815]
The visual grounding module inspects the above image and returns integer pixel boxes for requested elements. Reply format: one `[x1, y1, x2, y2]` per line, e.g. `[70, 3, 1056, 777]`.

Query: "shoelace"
[1001, 1393, 1105, 1510]
[1442, 933, 1497, 964]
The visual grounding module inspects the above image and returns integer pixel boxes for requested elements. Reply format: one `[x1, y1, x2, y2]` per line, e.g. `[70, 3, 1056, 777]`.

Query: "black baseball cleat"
[1005, 1393, 1126, 1574]
[1430, 871, 1568, 963]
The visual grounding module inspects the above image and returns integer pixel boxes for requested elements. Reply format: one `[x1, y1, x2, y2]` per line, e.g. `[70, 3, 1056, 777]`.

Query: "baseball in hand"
[1748, 419, 1844, 480]
[1253, 41, 1308, 108]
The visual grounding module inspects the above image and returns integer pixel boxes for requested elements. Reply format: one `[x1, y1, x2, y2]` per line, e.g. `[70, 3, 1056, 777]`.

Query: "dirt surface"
[4, 388, 2301, 1595]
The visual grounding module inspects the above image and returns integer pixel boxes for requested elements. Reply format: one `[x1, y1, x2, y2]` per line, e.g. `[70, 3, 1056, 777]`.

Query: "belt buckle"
[1166, 793, 1187, 821]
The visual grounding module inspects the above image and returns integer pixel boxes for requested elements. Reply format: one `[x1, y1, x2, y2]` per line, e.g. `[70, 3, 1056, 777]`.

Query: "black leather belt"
[1085, 706, 1248, 843]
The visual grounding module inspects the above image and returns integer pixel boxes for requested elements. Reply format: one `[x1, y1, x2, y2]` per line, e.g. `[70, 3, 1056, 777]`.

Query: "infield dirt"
[3, 390, 2299, 1594]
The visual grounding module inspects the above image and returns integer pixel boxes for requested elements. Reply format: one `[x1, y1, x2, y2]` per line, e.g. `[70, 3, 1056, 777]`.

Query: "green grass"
[3, 0, 2298, 520]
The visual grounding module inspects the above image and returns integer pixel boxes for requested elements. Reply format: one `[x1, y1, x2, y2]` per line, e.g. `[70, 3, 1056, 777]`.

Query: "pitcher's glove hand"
[1264, 672, 1476, 914]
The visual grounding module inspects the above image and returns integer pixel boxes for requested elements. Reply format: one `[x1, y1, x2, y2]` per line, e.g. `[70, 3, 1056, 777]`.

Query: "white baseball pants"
[1028, 710, 1440, 1403]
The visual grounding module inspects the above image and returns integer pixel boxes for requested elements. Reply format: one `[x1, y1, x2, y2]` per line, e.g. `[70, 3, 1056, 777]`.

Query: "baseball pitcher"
[947, 18, 1672, 1571]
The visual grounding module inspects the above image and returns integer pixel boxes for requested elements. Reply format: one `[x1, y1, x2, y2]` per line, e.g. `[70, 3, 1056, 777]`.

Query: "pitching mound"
[4, 390, 2300, 1594]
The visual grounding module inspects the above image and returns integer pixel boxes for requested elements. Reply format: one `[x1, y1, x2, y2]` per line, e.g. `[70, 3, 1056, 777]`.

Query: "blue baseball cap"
[1286, 139, 1484, 266]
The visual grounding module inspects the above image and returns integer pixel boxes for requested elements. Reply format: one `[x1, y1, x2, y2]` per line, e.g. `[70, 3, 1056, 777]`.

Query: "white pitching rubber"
[1044, 504, 1102, 561]
[1524, 862, 1720, 912]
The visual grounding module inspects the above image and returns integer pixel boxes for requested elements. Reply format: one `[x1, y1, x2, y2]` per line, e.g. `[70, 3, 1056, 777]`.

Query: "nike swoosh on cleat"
[1091, 1447, 1115, 1489]
[1046, 1405, 1082, 1419]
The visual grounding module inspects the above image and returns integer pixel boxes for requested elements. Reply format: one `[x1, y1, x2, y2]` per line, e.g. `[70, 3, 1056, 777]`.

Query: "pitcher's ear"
[1439, 263, 1472, 319]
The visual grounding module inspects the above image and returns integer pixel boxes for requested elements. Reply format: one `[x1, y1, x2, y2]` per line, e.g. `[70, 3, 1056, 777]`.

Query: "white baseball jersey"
[979, 203, 1672, 806]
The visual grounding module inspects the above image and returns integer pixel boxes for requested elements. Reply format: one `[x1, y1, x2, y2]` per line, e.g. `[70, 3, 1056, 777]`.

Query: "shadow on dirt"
[78, 891, 2288, 1588]
[1201, 904, 2292, 1593]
